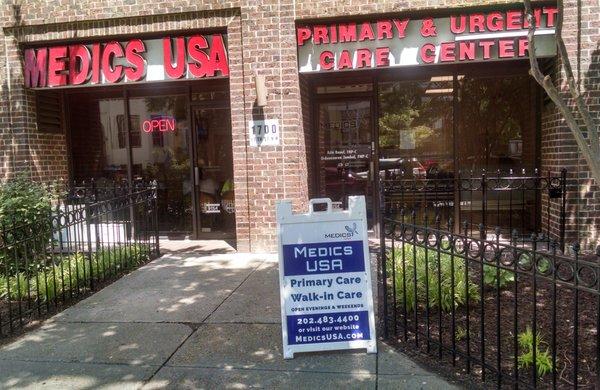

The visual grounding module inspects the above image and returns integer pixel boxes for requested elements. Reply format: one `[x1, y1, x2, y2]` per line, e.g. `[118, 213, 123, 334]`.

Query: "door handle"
[370, 161, 374, 181]
[194, 167, 200, 184]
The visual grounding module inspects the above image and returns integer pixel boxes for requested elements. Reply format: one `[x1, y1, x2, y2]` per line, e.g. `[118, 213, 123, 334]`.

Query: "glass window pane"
[129, 95, 192, 233]
[317, 100, 373, 216]
[69, 94, 128, 182]
[457, 74, 537, 232]
[378, 77, 454, 222]
[457, 74, 534, 172]
[193, 107, 235, 235]
[378, 78, 454, 178]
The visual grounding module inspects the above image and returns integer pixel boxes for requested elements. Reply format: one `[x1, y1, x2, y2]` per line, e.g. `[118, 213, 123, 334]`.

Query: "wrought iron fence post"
[128, 181, 136, 241]
[596, 245, 600, 387]
[152, 180, 160, 256]
[572, 242, 580, 388]
[481, 173, 487, 240]
[378, 179, 389, 339]
[560, 168, 567, 252]
[454, 170, 461, 234]
[533, 168, 540, 235]
[380, 203, 388, 340]
[91, 178, 98, 202]
[84, 202, 94, 291]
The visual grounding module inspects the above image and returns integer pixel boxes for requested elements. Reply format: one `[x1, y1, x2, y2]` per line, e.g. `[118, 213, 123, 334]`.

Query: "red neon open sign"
[142, 116, 176, 133]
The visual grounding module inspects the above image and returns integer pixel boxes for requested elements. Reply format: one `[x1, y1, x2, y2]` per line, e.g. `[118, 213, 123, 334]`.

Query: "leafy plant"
[0, 176, 55, 274]
[0, 244, 149, 302]
[515, 254, 551, 275]
[388, 243, 480, 312]
[0, 175, 54, 229]
[483, 264, 515, 288]
[455, 326, 467, 341]
[517, 327, 554, 377]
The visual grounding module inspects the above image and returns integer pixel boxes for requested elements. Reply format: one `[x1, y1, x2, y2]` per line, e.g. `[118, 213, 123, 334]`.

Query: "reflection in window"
[68, 96, 134, 182]
[457, 75, 534, 172]
[318, 99, 373, 188]
[129, 95, 191, 232]
[378, 78, 454, 179]
[317, 100, 373, 219]
[194, 107, 235, 234]
[117, 115, 141, 148]
[457, 74, 536, 232]
[376, 73, 537, 231]
[152, 131, 164, 147]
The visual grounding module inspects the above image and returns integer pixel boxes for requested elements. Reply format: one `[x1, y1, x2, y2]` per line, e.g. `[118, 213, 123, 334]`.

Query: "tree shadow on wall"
[579, 44, 600, 247]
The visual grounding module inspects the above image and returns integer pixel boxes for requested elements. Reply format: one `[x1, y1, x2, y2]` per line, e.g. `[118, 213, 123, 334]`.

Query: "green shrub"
[0, 176, 55, 274]
[517, 327, 554, 377]
[388, 243, 480, 312]
[483, 264, 515, 289]
[0, 176, 54, 227]
[0, 244, 149, 302]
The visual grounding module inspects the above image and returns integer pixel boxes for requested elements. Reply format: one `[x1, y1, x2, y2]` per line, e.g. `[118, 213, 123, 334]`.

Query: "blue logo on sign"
[345, 223, 358, 235]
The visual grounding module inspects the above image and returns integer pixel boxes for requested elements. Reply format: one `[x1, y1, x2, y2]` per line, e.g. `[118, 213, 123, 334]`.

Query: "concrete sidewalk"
[0, 241, 459, 389]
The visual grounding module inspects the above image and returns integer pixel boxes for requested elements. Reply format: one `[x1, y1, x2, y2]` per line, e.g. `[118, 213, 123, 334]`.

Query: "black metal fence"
[381, 169, 567, 249]
[66, 178, 150, 202]
[0, 183, 159, 338]
[381, 209, 599, 389]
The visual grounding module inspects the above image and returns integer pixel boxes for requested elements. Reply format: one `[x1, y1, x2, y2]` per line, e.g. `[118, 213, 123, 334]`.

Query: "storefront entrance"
[306, 62, 539, 231]
[67, 81, 236, 239]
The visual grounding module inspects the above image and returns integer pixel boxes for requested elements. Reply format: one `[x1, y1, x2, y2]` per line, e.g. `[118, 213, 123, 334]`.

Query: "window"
[457, 74, 535, 172]
[377, 73, 536, 176]
[152, 131, 164, 147]
[67, 95, 126, 181]
[378, 77, 454, 179]
[117, 115, 141, 148]
[373, 71, 537, 229]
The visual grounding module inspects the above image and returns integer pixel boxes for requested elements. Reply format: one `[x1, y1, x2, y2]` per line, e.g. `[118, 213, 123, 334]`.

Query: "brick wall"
[539, 0, 600, 250]
[0, 0, 598, 251]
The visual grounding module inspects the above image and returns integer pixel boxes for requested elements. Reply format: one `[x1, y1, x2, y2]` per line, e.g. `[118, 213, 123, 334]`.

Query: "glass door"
[317, 99, 374, 224]
[128, 94, 193, 234]
[191, 105, 236, 239]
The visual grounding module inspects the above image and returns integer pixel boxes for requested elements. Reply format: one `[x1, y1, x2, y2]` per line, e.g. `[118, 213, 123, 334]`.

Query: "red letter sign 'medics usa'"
[23, 34, 229, 88]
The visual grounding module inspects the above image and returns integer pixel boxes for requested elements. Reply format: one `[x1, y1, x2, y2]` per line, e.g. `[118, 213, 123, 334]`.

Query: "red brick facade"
[539, 0, 600, 249]
[0, 0, 598, 251]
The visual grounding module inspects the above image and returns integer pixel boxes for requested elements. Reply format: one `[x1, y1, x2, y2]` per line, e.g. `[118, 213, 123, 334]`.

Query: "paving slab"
[377, 341, 433, 376]
[160, 240, 236, 255]
[168, 323, 376, 374]
[53, 287, 233, 323]
[378, 374, 460, 390]
[121, 254, 264, 289]
[0, 322, 191, 366]
[143, 366, 375, 389]
[207, 261, 280, 324]
[0, 360, 157, 390]
[54, 255, 263, 323]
